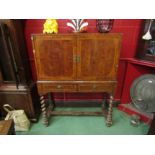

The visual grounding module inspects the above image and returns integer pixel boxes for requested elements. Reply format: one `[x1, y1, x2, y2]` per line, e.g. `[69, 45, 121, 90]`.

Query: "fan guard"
[130, 74, 155, 112]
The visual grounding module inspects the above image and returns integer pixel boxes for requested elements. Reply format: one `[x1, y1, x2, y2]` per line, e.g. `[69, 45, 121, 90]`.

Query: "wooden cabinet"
[0, 120, 15, 135]
[0, 83, 40, 121]
[32, 33, 121, 94]
[0, 20, 40, 121]
[32, 33, 122, 126]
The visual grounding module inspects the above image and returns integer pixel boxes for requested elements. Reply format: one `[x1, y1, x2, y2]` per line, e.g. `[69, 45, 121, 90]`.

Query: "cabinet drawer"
[42, 83, 77, 92]
[78, 83, 116, 93]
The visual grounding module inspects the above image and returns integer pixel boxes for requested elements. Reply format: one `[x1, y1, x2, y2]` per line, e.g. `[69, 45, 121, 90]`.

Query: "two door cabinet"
[32, 33, 122, 127]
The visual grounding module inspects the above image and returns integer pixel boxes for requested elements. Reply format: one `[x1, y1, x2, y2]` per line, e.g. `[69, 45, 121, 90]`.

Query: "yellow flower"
[43, 19, 58, 34]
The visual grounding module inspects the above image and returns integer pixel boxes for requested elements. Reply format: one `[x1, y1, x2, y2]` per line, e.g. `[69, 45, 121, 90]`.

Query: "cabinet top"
[31, 33, 122, 39]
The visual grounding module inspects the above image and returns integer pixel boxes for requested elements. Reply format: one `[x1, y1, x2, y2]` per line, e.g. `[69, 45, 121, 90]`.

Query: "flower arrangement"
[43, 19, 58, 34]
[66, 19, 88, 33]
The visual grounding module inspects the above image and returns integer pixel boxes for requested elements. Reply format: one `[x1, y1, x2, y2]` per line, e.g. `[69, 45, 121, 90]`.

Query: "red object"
[96, 19, 114, 33]
[120, 58, 155, 104]
[118, 104, 152, 124]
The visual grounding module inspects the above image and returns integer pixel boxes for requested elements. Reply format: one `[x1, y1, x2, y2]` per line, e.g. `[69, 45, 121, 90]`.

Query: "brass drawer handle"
[56, 85, 62, 89]
[92, 84, 97, 90]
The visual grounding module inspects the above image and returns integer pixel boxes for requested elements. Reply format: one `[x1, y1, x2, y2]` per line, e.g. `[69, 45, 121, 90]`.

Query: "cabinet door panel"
[33, 35, 77, 80]
[77, 34, 121, 81]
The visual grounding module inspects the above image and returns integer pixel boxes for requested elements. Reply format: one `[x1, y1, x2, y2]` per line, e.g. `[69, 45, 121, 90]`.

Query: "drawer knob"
[92, 84, 97, 90]
[57, 85, 62, 89]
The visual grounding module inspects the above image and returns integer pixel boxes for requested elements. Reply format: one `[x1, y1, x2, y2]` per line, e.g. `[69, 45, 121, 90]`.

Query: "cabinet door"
[33, 35, 77, 81]
[77, 34, 121, 81]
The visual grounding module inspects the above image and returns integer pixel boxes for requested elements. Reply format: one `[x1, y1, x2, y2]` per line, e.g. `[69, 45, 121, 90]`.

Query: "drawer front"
[41, 83, 77, 92]
[78, 83, 116, 93]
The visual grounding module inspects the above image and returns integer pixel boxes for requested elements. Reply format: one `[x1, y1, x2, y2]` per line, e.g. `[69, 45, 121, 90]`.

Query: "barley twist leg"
[106, 95, 113, 127]
[40, 95, 49, 127]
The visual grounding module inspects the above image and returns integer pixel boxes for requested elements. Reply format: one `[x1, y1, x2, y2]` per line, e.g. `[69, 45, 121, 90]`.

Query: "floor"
[16, 107, 149, 135]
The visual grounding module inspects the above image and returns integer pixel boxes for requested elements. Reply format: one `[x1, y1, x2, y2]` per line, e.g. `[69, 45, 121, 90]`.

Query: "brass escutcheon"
[57, 85, 62, 89]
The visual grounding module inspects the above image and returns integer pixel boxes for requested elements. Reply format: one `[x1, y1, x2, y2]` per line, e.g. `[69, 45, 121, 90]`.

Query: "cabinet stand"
[40, 93, 113, 127]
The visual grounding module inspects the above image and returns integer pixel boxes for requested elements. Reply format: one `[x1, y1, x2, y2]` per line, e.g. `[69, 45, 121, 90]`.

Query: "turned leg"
[46, 93, 55, 119]
[48, 93, 55, 111]
[102, 94, 107, 111]
[40, 95, 49, 127]
[106, 95, 113, 127]
[101, 94, 107, 116]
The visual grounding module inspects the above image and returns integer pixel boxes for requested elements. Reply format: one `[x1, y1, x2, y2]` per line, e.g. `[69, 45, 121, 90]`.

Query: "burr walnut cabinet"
[32, 33, 122, 127]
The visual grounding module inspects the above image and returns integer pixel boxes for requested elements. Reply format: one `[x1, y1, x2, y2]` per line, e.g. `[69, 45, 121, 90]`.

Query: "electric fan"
[130, 74, 155, 112]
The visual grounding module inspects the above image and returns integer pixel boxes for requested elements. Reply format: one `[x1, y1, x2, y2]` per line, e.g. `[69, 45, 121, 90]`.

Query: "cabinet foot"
[106, 95, 113, 127]
[40, 95, 49, 127]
